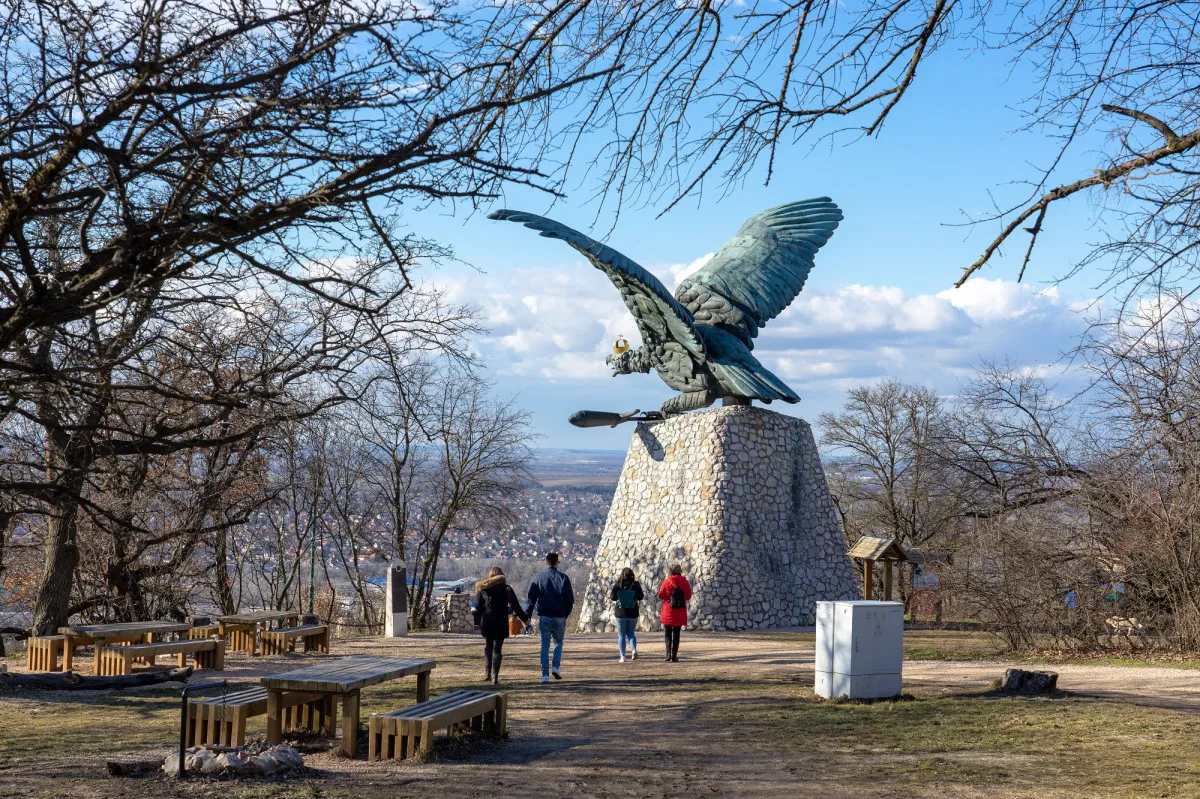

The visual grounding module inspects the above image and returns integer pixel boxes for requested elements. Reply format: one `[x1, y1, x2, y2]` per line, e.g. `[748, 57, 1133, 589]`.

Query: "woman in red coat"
[657, 564, 692, 662]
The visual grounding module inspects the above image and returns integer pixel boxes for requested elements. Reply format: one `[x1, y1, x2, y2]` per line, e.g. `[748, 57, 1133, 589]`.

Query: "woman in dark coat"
[472, 566, 530, 685]
[657, 564, 693, 662]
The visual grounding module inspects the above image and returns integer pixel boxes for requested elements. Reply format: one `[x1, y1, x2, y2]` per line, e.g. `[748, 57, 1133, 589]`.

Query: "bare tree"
[322, 425, 386, 634]
[819, 381, 959, 549]
[408, 374, 534, 629]
[1080, 298, 1200, 649]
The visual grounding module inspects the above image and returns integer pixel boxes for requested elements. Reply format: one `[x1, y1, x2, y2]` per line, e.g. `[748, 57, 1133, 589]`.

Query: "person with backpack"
[609, 567, 645, 662]
[657, 564, 692, 662]
[472, 566, 530, 686]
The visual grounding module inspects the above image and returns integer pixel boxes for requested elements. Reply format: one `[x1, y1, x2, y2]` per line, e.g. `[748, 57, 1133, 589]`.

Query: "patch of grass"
[1019, 652, 1200, 670]
[715, 687, 1200, 797]
[0, 688, 181, 770]
[229, 789, 355, 799]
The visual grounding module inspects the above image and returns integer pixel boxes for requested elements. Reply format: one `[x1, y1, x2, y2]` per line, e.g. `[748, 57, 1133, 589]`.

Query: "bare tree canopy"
[9, 0, 1193, 346]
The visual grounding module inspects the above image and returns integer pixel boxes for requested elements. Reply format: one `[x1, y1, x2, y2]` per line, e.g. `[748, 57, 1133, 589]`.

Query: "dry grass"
[1, 630, 1198, 798]
[718, 687, 1200, 798]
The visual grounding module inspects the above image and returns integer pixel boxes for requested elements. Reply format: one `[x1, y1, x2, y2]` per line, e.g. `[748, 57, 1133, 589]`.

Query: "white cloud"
[445, 262, 1091, 408]
[666, 253, 714, 288]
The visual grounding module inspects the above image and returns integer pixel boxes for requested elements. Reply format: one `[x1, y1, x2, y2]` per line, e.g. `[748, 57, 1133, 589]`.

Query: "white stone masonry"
[577, 406, 857, 632]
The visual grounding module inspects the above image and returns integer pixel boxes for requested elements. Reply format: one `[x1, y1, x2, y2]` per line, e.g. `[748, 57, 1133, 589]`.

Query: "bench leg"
[233, 709, 248, 747]
[206, 704, 221, 746]
[416, 671, 430, 703]
[342, 690, 360, 758]
[186, 704, 198, 747]
[93, 638, 105, 675]
[267, 689, 283, 745]
[419, 720, 433, 756]
[321, 695, 336, 737]
[397, 720, 410, 760]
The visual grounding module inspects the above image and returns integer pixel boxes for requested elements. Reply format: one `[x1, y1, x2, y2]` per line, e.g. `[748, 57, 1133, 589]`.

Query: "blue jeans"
[538, 616, 566, 676]
[616, 618, 637, 656]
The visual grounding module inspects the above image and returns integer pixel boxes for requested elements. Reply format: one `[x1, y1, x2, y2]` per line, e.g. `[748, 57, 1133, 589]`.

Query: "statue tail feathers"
[708, 357, 800, 403]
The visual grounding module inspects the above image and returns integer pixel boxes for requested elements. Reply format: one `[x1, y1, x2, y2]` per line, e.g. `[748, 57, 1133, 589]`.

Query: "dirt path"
[1, 631, 1196, 799]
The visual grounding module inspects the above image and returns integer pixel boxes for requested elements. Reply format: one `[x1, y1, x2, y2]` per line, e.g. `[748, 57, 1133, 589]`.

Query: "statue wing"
[674, 198, 842, 347]
[488, 210, 705, 360]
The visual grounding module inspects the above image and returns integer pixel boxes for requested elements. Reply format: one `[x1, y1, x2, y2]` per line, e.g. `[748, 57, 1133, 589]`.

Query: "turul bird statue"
[488, 198, 842, 421]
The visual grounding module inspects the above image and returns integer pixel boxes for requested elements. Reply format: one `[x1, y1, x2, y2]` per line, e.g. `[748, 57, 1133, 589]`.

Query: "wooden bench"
[261, 624, 330, 656]
[222, 623, 257, 654]
[186, 686, 333, 746]
[188, 625, 220, 640]
[368, 690, 506, 761]
[99, 638, 224, 676]
[26, 635, 65, 672]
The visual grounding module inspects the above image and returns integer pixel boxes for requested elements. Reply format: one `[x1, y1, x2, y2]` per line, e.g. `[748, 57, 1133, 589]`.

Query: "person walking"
[657, 564, 692, 662]
[526, 552, 574, 683]
[472, 566, 529, 686]
[610, 567, 645, 662]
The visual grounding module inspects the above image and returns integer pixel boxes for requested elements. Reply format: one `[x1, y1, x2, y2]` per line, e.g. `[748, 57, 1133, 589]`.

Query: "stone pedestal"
[577, 406, 857, 632]
[440, 593, 475, 633]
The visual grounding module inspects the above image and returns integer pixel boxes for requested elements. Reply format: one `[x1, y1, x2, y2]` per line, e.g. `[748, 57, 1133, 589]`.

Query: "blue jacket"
[526, 567, 574, 618]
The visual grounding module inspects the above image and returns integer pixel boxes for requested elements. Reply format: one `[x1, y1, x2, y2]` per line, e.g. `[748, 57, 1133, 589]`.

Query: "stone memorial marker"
[384, 561, 407, 637]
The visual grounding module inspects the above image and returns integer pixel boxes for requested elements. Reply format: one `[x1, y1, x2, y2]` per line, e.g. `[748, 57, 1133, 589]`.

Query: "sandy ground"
[1, 631, 1197, 799]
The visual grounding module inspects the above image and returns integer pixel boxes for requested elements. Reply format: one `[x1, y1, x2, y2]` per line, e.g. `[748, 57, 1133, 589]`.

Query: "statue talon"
[606, 347, 652, 376]
[660, 391, 718, 416]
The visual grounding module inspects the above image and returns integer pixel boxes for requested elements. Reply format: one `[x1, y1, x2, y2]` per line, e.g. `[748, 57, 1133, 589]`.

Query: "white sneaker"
[618, 654, 626, 663]
[540, 675, 550, 684]
[551, 668, 562, 680]
[632, 651, 638, 660]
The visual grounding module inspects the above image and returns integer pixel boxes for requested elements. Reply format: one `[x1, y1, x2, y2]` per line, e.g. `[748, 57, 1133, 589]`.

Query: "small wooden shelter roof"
[847, 535, 909, 562]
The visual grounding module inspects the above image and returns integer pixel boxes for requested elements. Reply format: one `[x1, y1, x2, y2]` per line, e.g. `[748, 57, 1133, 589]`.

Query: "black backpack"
[669, 585, 686, 609]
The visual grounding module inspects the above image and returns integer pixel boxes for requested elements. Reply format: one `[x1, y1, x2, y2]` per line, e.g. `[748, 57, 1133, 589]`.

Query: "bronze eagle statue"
[489, 198, 842, 416]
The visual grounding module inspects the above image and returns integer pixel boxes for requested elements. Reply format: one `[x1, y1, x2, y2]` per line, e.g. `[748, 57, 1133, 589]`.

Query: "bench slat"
[105, 639, 219, 656]
[379, 690, 489, 720]
[369, 690, 505, 761]
[265, 624, 325, 637]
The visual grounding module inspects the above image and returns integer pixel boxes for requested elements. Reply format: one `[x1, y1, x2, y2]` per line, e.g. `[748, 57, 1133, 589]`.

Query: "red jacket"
[658, 573, 693, 627]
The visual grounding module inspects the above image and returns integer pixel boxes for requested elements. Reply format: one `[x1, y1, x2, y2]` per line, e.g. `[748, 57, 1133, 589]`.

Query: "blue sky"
[410, 44, 1113, 449]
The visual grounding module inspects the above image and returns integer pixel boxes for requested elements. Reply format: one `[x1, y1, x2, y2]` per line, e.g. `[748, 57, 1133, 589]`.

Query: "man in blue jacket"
[526, 552, 574, 683]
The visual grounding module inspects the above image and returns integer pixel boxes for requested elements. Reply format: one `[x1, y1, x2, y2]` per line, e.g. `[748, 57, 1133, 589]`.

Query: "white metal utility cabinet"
[814, 600, 903, 699]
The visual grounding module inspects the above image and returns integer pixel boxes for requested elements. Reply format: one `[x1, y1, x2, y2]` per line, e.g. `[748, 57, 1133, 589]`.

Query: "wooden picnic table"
[261, 656, 435, 757]
[217, 610, 300, 656]
[58, 621, 192, 673]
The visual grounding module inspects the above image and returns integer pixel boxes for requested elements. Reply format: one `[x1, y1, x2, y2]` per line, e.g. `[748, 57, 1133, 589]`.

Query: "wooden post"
[321, 695, 336, 737]
[416, 670, 430, 703]
[93, 636, 106, 675]
[862, 559, 873, 600]
[266, 689, 283, 745]
[342, 690, 360, 757]
[883, 560, 893, 601]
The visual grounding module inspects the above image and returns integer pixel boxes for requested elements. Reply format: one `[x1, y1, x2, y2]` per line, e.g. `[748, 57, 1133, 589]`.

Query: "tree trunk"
[31, 493, 83, 635]
[213, 525, 236, 614]
[0, 666, 194, 690]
